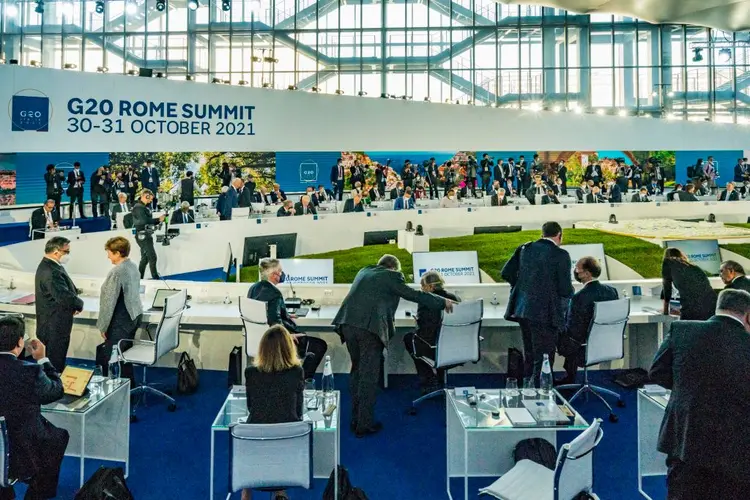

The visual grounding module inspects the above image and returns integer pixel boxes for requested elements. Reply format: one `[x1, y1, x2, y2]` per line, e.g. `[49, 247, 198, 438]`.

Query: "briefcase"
[228, 346, 243, 387]
[75, 467, 133, 500]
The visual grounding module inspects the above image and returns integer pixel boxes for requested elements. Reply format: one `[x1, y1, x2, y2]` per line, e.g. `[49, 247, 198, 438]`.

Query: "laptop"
[57, 366, 94, 405]
[150, 289, 181, 311]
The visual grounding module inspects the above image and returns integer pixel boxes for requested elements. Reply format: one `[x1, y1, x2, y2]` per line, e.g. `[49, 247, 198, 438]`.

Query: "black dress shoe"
[355, 422, 383, 438]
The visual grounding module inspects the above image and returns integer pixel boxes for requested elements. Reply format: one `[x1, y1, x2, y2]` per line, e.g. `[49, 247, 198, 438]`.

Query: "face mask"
[60, 254, 70, 265]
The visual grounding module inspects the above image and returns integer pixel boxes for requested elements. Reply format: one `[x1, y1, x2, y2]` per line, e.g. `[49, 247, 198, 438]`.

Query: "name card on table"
[664, 239, 721, 275]
[412, 251, 481, 284]
[279, 259, 334, 285]
[561, 243, 609, 280]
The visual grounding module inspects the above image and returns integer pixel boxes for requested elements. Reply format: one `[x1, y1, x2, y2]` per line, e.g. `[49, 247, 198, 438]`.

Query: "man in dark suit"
[343, 191, 365, 213]
[30, 200, 60, 240]
[34, 236, 84, 371]
[426, 158, 439, 199]
[649, 289, 750, 499]
[180, 171, 196, 207]
[124, 166, 140, 204]
[718, 182, 740, 201]
[141, 159, 160, 209]
[132, 189, 165, 279]
[393, 187, 415, 210]
[170, 201, 195, 225]
[43, 164, 64, 213]
[557, 257, 618, 384]
[277, 200, 295, 217]
[389, 181, 405, 200]
[606, 180, 622, 203]
[110, 192, 131, 229]
[541, 189, 560, 205]
[666, 184, 683, 202]
[249, 259, 327, 379]
[66, 162, 86, 219]
[585, 185, 605, 204]
[584, 164, 602, 185]
[330, 158, 345, 201]
[294, 195, 317, 215]
[525, 176, 548, 205]
[238, 181, 255, 209]
[678, 184, 700, 202]
[0, 317, 70, 500]
[216, 186, 233, 221]
[502, 222, 574, 381]
[631, 187, 650, 203]
[720, 260, 750, 293]
[491, 184, 509, 206]
[333, 255, 453, 437]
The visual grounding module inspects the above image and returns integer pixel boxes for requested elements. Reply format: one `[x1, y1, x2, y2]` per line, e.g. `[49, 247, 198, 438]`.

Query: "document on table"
[0, 291, 34, 304]
[505, 408, 537, 427]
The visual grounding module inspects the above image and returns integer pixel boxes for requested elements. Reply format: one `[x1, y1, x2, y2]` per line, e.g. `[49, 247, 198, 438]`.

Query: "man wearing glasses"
[132, 189, 166, 279]
[34, 236, 84, 371]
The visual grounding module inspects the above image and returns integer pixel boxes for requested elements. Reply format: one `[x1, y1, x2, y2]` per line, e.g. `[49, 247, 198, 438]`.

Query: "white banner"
[561, 243, 609, 280]
[412, 251, 481, 284]
[279, 259, 334, 285]
[664, 239, 721, 275]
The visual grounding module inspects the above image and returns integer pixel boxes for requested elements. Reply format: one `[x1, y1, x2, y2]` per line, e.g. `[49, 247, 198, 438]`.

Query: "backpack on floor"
[513, 438, 557, 470]
[74, 467, 134, 500]
[228, 346, 243, 387]
[176, 352, 199, 395]
[323, 465, 370, 500]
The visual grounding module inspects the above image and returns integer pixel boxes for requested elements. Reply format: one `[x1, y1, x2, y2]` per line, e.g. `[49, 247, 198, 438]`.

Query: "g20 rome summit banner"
[412, 251, 481, 285]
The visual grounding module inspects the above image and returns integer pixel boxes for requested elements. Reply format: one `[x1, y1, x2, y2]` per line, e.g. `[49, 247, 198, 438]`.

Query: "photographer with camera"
[132, 189, 165, 279]
[43, 164, 65, 213]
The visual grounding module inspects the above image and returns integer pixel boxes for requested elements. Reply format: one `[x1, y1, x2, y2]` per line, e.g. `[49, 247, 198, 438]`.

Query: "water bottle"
[108, 346, 121, 382]
[322, 355, 334, 395]
[539, 354, 553, 397]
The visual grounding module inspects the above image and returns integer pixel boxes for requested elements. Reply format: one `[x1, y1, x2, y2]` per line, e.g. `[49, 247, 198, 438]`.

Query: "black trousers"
[295, 334, 327, 380]
[342, 325, 383, 431]
[96, 313, 142, 387]
[91, 192, 109, 218]
[481, 175, 492, 194]
[0, 427, 70, 500]
[334, 180, 344, 201]
[518, 319, 558, 383]
[667, 458, 750, 500]
[37, 320, 73, 373]
[403, 331, 443, 388]
[68, 191, 85, 219]
[136, 235, 159, 279]
[560, 179, 567, 195]
[427, 175, 438, 199]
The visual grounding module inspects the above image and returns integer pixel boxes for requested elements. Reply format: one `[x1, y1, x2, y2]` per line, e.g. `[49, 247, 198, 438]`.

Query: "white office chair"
[479, 419, 604, 500]
[409, 299, 483, 414]
[119, 288, 188, 416]
[228, 422, 313, 499]
[239, 296, 269, 360]
[557, 298, 630, 423]
[0, 416, 14, 491]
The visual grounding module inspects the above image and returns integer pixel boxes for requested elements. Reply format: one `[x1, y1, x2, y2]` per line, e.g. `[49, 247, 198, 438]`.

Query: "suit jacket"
[170, 209, 195, 225]
[561, 281, 618, 366]
[584, 165, 602, 181]
[647, 184, 660, 196]
[245, 365, 303, 424]
[216, 191, 234, 219]
[585, 193, 605, 204]
[111, 202, 132, 223]
[277, 206, 293, 217]
[238, 185, 254, 208]
[733, 164, 747, 182]
[67, 169, 85, 194]
[718, 189, 740, 201]
[141, 166, 160, 190]
[662, 259, 717, 320]
[44, 172, 64, 197]
[270, 190, 287, 203]
[725, 275, 750, 293]
[30, 208, 60, 239]
[666, 190, 681, 202]
[393, 196, 415, 210]
[416, 289, 459, 345]
[343, 199, 364, 213]
[180, 178, 195, 205]
[131, 201, 159, 230]
[501, 239, 574, 328]
[525, 184, 547, 204]
[608, 184, 622, 203]
[491, 193, 509, 206]
[390, 188, 404, 200]
[332, 265, 446, 345]
[34, 258, 84, 359]
[248, 280, 299, 333]
[330, 165, 344, 183]
[631, 193, 650, 203]
[541, 194, 560, 205]
[677, 191, 699, 202]
[649, 316, 750, 476]
[294, 202, 317, 216]
[0, 354, 67, 481]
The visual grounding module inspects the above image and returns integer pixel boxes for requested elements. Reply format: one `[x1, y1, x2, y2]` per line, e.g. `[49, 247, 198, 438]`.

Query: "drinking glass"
[304, 379, 319, 410]
[522, 377, 537, 397]
[505, 377, 519, 396]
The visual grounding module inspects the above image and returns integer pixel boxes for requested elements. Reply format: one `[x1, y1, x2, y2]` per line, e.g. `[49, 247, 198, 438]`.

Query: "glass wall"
[2, 0, 749, 122]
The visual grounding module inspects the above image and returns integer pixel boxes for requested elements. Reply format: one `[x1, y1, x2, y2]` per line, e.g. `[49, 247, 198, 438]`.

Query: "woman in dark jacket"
[243, 324, 304, 500]
[662, 248, 717, 320]
[403, 271, 460, 393]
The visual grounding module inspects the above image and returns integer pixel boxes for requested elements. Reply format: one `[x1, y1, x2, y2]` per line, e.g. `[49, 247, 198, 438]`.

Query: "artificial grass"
[237, 229, 664, 283]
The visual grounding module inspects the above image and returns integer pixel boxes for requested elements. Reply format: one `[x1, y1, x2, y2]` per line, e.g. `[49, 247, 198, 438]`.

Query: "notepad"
[505, 408, 537, 427]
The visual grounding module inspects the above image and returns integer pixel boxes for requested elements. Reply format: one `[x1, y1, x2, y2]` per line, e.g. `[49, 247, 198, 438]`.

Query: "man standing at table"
[330, 158, 345, 201]
[34, 236, 84, 371]
[141, 159, 160, 209]
[502, 222, 574, 382]
[649, 289, 750, 500]
[132, 189, 165, 279]
[333, 255, 453, 437]
[66, 162, 86, 219]
[30, 199, 60, 240]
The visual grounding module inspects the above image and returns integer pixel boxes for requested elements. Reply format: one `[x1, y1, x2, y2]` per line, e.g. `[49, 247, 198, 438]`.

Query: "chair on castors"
[479, 419, 604, 500]
[557, 298, 630, 423]
[119, 288, 188, 416]
[239, 297, 269, 360]
[408, 299, 483, 414]
[0, 416, 17, 492]
[227, 422, 313, 499]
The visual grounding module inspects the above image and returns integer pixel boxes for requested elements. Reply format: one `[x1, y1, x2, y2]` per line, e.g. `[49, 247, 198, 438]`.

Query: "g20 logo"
[9, 89, 52, 132]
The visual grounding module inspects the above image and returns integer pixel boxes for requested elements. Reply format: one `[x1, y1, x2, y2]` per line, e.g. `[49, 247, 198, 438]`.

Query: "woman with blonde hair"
[242, 325, 303, 500]
[662, 247, 716, 320]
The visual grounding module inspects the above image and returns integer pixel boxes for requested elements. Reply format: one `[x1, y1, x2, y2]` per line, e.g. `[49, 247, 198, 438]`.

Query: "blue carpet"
[0, 217, 111, 247]
[13, 369, 666, 499]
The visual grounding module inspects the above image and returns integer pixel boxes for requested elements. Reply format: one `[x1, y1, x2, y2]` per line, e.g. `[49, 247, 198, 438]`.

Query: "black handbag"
[228, 346, 243, 387]
[323, 466, 369, 500]
[176, 352, 199, 395]
[74, 467, 133, 500]
[513, 438, 557, 470]
[507, 347, 524, 382]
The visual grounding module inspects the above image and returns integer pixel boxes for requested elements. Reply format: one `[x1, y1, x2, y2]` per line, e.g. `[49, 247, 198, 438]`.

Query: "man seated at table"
[343, 190, 364, 213]
[390, 181, 405, 200]
[110, 192, 131, 229]
[170, 201, 195, 224]
[575, 181, 591, 203]
[491, 184, 508, 206]
[525, 175, 548, 205]
[679, 183, 700, 202]
[585, 185, 605, 204]
[294, 195, 317, 216]
[720, 260, 750, 293]
[666, 184, 683, 202]
[315, 185, 330, 204]
[276, 200, 294, 217]
[393, 187, 415, 210]
[556, 257, 618, 385]
[606, 179, 622, 203]
[270, 183, 287, 204]
[0, 316, 70, 500]
[439, 187, 460, 208]
[248, 259, 327, 380]
[631, 187, 651, 203]
[30, 199, 60, 240]
[541, 188, 560, 205]
[718, 182, 740, 201]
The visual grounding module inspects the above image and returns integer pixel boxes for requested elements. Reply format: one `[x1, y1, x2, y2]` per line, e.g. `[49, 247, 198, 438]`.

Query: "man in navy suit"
[216, 185, 238, 221]
[606, 180, 622, 203]
[718, 182, 740, 201]
[141, 159, 160, 209]
[502, 222, 574, 381]
[557, 257, 619, 384]
[330, 158, 345, 201]
[0, 316, 69, 500]
[393, 187, 415, 210]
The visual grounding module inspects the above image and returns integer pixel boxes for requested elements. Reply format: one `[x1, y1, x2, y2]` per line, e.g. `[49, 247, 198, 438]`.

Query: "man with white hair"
[295, 195, 317, 215]
[170, 201, 195, 225]
[216, 185, 234, 221]
[248, 258, 327, 379]
[30, 199, 60, 239]
[110, 192, 131, 228]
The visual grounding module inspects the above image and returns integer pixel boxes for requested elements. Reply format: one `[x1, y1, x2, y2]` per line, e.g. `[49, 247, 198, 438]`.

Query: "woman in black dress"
[662, 248, 717, 320]
[243, 325, 304, 500]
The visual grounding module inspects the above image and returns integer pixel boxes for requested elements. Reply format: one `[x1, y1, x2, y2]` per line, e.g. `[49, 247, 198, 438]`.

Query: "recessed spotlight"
[618, 109, 628, 117]
[238, 80, 248, 85]
[127, 69, 138, 76]
[186, 75, 195, 81]
[552, 105, 561, 112]
[30, 60, 42, 68]
[6, 4, 18, 16]
[335, 89, 344, 95]
[187, 0, 199, 10]
[529, 103, 542, 112]
[125, 0, 137, 14]
[63, 63, 77, 70]
[95, 0, 104, 13]
[156, 0, 166, 12]
[596, 109, 606, 115]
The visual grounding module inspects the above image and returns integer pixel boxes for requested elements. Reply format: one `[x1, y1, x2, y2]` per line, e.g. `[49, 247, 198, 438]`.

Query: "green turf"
[236, 229, 664, 283]
[715, 224, 750, 260]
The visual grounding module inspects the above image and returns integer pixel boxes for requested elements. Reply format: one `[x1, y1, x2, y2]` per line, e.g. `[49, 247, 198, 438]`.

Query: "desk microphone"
[158, 275, 192, 304]
[282, 274, 302, 308]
